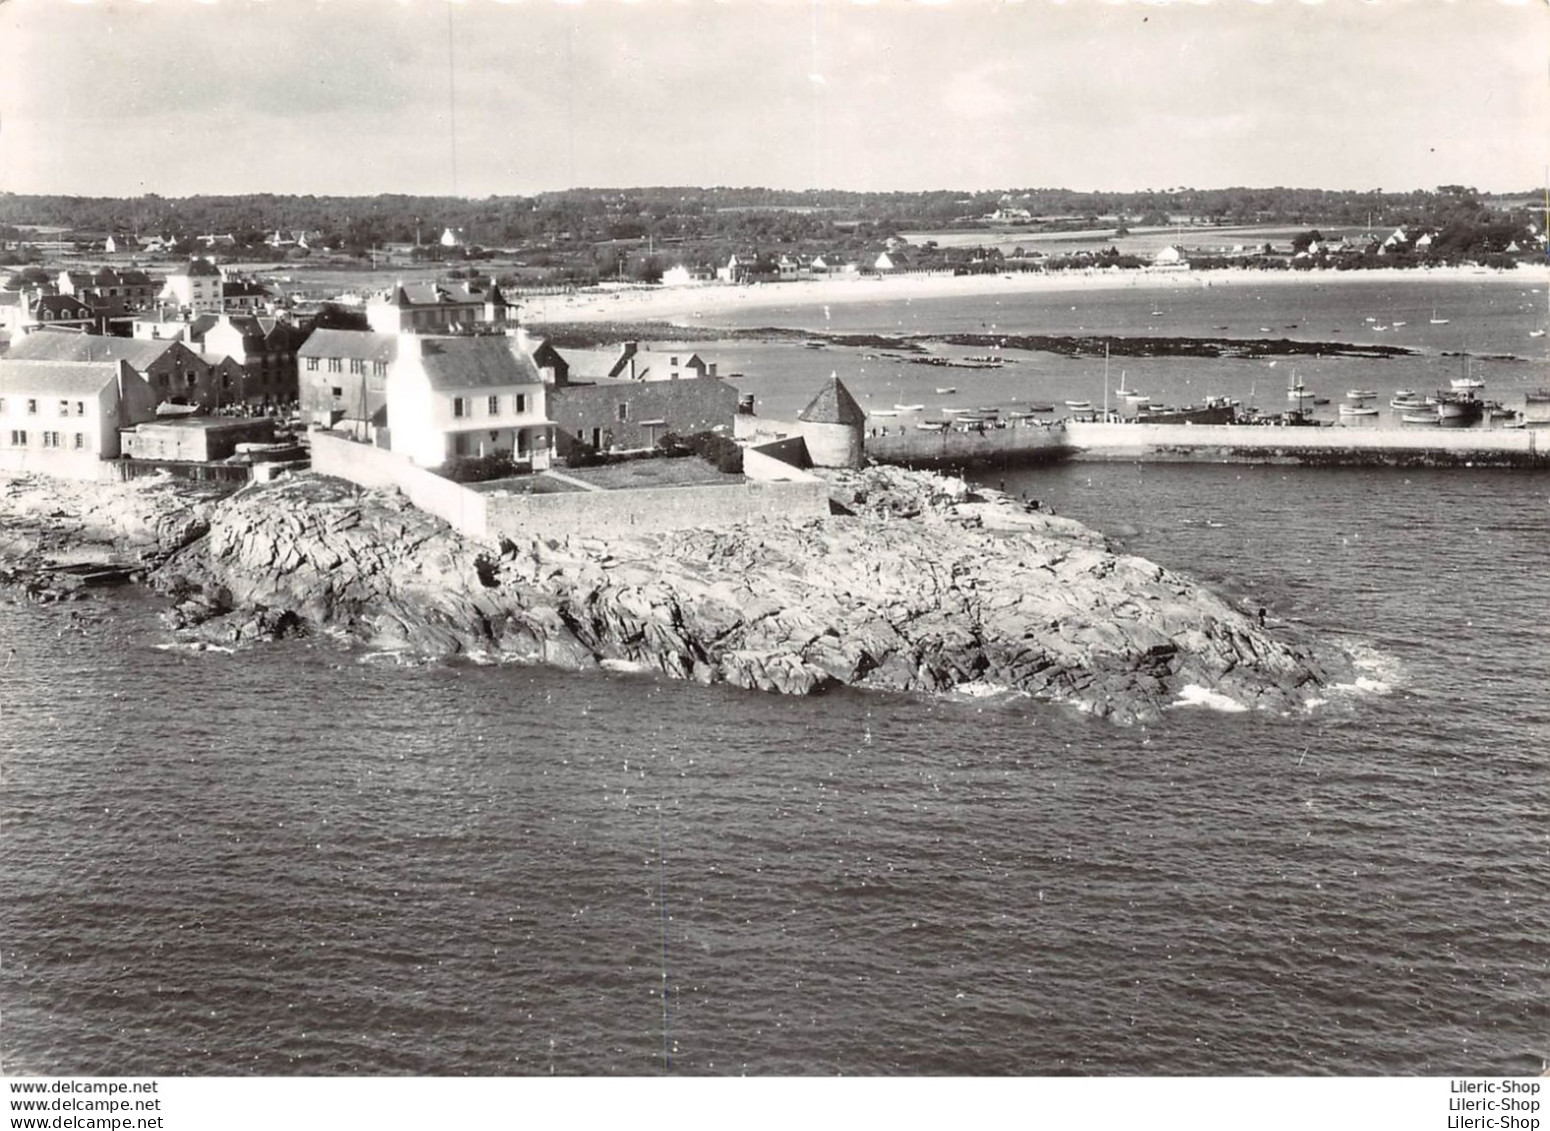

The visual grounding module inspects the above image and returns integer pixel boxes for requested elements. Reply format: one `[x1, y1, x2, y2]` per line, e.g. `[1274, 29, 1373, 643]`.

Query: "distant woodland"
[1, 185, 1542, 283]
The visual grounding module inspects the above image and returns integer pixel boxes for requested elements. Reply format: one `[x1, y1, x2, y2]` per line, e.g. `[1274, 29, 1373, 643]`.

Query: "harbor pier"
[1061, 421, 1549, 468]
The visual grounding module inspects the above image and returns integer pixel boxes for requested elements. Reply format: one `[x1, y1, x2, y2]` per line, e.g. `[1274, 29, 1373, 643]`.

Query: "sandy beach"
[518, 263, 1547, 327]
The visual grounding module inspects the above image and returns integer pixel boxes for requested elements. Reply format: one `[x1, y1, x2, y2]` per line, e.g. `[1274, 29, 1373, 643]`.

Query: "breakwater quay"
[864, 421, 1073, 469]
[1062, 421, 1549, 468]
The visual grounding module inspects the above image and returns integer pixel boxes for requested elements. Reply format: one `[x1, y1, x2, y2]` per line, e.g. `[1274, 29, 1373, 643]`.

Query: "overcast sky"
[1, 0, 1545, 198]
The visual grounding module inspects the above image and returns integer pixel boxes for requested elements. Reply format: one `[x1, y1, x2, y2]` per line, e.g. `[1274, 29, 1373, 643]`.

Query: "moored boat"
[1401, 410, 1440, 425]
[935, 387, 957, 395]
[893, 403, 926, 412]
[1337, 403, 1380, 417]
[1346, 389, 1378, 401]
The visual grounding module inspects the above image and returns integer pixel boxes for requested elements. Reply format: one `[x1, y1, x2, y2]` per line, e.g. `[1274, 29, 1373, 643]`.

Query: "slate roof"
[222, 280, 270, 299]
[385, 281, 486, 308]
[32, 295, 94, 317]
[0, 359, 125, 398]
[414, 336, 542, 391]
[798, 375, 866, 426]
[177, 258, 222, 278]
[4, 334, 183, 368]
[297, 329, 399, 363]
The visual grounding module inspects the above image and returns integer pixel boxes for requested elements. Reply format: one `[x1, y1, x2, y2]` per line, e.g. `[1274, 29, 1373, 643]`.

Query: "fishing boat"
[1390, 390, 1428, 410]
[1346, 389, 1378, 400]
[1430, 306, 1449, 325]
[893, 403, 925, 412]
[1436, 392, 1484, 427]
[1024, 403, 1055, 413]
[1287, 373, 1315, 402]
[916, 420, 948, 432]
[1401, 410, 1440, 425]
[1337, 403, 1380, 418]
[1450, 376, 1485, 391]
[870, 409, 899, 418]
[935, 386, 957, 395]
[1531, 330, 1546, 339]
[1113, 374, 1150, 411]
[1065, 400, 1094, 412]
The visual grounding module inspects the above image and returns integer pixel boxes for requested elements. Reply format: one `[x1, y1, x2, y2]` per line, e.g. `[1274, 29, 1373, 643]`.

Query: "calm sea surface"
[2, 276, 1546, 1077]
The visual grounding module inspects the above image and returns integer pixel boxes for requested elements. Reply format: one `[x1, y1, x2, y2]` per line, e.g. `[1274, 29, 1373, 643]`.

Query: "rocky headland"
[1, 466, 1340, 722]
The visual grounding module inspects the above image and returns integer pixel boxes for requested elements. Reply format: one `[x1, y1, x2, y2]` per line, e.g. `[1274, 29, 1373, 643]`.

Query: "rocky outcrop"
[0, 473, 226, 603]
[144, 466, 1336, 722]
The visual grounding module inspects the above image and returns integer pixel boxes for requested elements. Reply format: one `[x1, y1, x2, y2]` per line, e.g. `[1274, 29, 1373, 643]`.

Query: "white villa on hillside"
[386, 334, 554, 469]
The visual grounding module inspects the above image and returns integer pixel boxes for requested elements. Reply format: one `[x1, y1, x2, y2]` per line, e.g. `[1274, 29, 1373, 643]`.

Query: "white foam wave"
[600, 658, 650, 674]
[1170, 684, 1249, 713]
[952, 680, 1016, 700]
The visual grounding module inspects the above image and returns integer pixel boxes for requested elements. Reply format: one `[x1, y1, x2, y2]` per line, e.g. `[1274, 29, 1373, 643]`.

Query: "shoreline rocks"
[60, 464, 1342, 723]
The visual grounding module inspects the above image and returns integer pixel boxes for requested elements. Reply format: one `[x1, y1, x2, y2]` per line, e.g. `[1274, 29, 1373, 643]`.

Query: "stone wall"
[312, 427, 830, 546]
[0, 448, 116, 482]
[483, 478, 830, 543]
[866, 421, 1072, 469]
[1064, 421, 1545, 466]
[743, 436, 818, 482]
[309, 428, 487, 536]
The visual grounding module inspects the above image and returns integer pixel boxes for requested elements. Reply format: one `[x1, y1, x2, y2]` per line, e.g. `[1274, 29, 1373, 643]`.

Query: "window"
[0, 397, 6, 413]
[305, 358, 319, 371]
[327, 358, 342, 373]
[452, 432, 468, 455]
[515, 393, 526, 413]
[373, 362, 387, 378]
[487, 395, 500, 416]
[453, 397, 467, 418]
[58, 400, 69, 416]
[9, 430, 27, 446]
[74, 402, 85, 416]
[73, 433, 85, 450]
[26, 399, 37, 415]
[616, 402, 628, 422]
[330, 386, 343, 398]
[42, 431, 61, 448]
[350, 359, 364, 375]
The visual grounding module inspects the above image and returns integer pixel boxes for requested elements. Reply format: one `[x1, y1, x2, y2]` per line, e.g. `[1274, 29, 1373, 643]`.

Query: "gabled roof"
[222, 280, 270, 299]
[0, 359, 127, 398]
[4, 333, 185, 368]
[32, 295, 94, 316]
[411, 335, 542, 391]
[798, 375, 866, 427]
[175, 258, 222, 279]
[297, 329, 399, 363]
[385, 281, 485, 308]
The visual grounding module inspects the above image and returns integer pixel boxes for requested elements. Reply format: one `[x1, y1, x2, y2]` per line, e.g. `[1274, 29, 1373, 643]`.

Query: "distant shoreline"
[518, 264, 1548, 327]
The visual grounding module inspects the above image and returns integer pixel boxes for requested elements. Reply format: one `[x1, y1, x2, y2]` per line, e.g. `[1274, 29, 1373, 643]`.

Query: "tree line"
[1, 184, 1541, 254]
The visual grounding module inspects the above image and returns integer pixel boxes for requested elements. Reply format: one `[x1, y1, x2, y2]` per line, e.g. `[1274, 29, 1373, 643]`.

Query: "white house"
[386, 334, 554, 469]
[0, 359, 159, 477]
[366, 280, 509, 334]
[160, 258, 224, 313]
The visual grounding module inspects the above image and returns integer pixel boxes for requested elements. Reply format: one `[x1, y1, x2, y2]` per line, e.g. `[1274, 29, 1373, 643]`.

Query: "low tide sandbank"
[518, 264, 1548, 327]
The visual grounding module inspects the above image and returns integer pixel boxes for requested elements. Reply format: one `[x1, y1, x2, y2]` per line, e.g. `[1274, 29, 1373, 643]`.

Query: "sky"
[0, 0, 1546, 198]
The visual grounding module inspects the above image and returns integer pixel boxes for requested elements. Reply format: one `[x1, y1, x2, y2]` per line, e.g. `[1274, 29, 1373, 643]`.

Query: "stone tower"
[797, 373, 866, 469]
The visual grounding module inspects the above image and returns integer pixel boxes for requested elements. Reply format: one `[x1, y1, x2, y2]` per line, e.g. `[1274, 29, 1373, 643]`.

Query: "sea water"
[1, 277, 1546, 1076]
